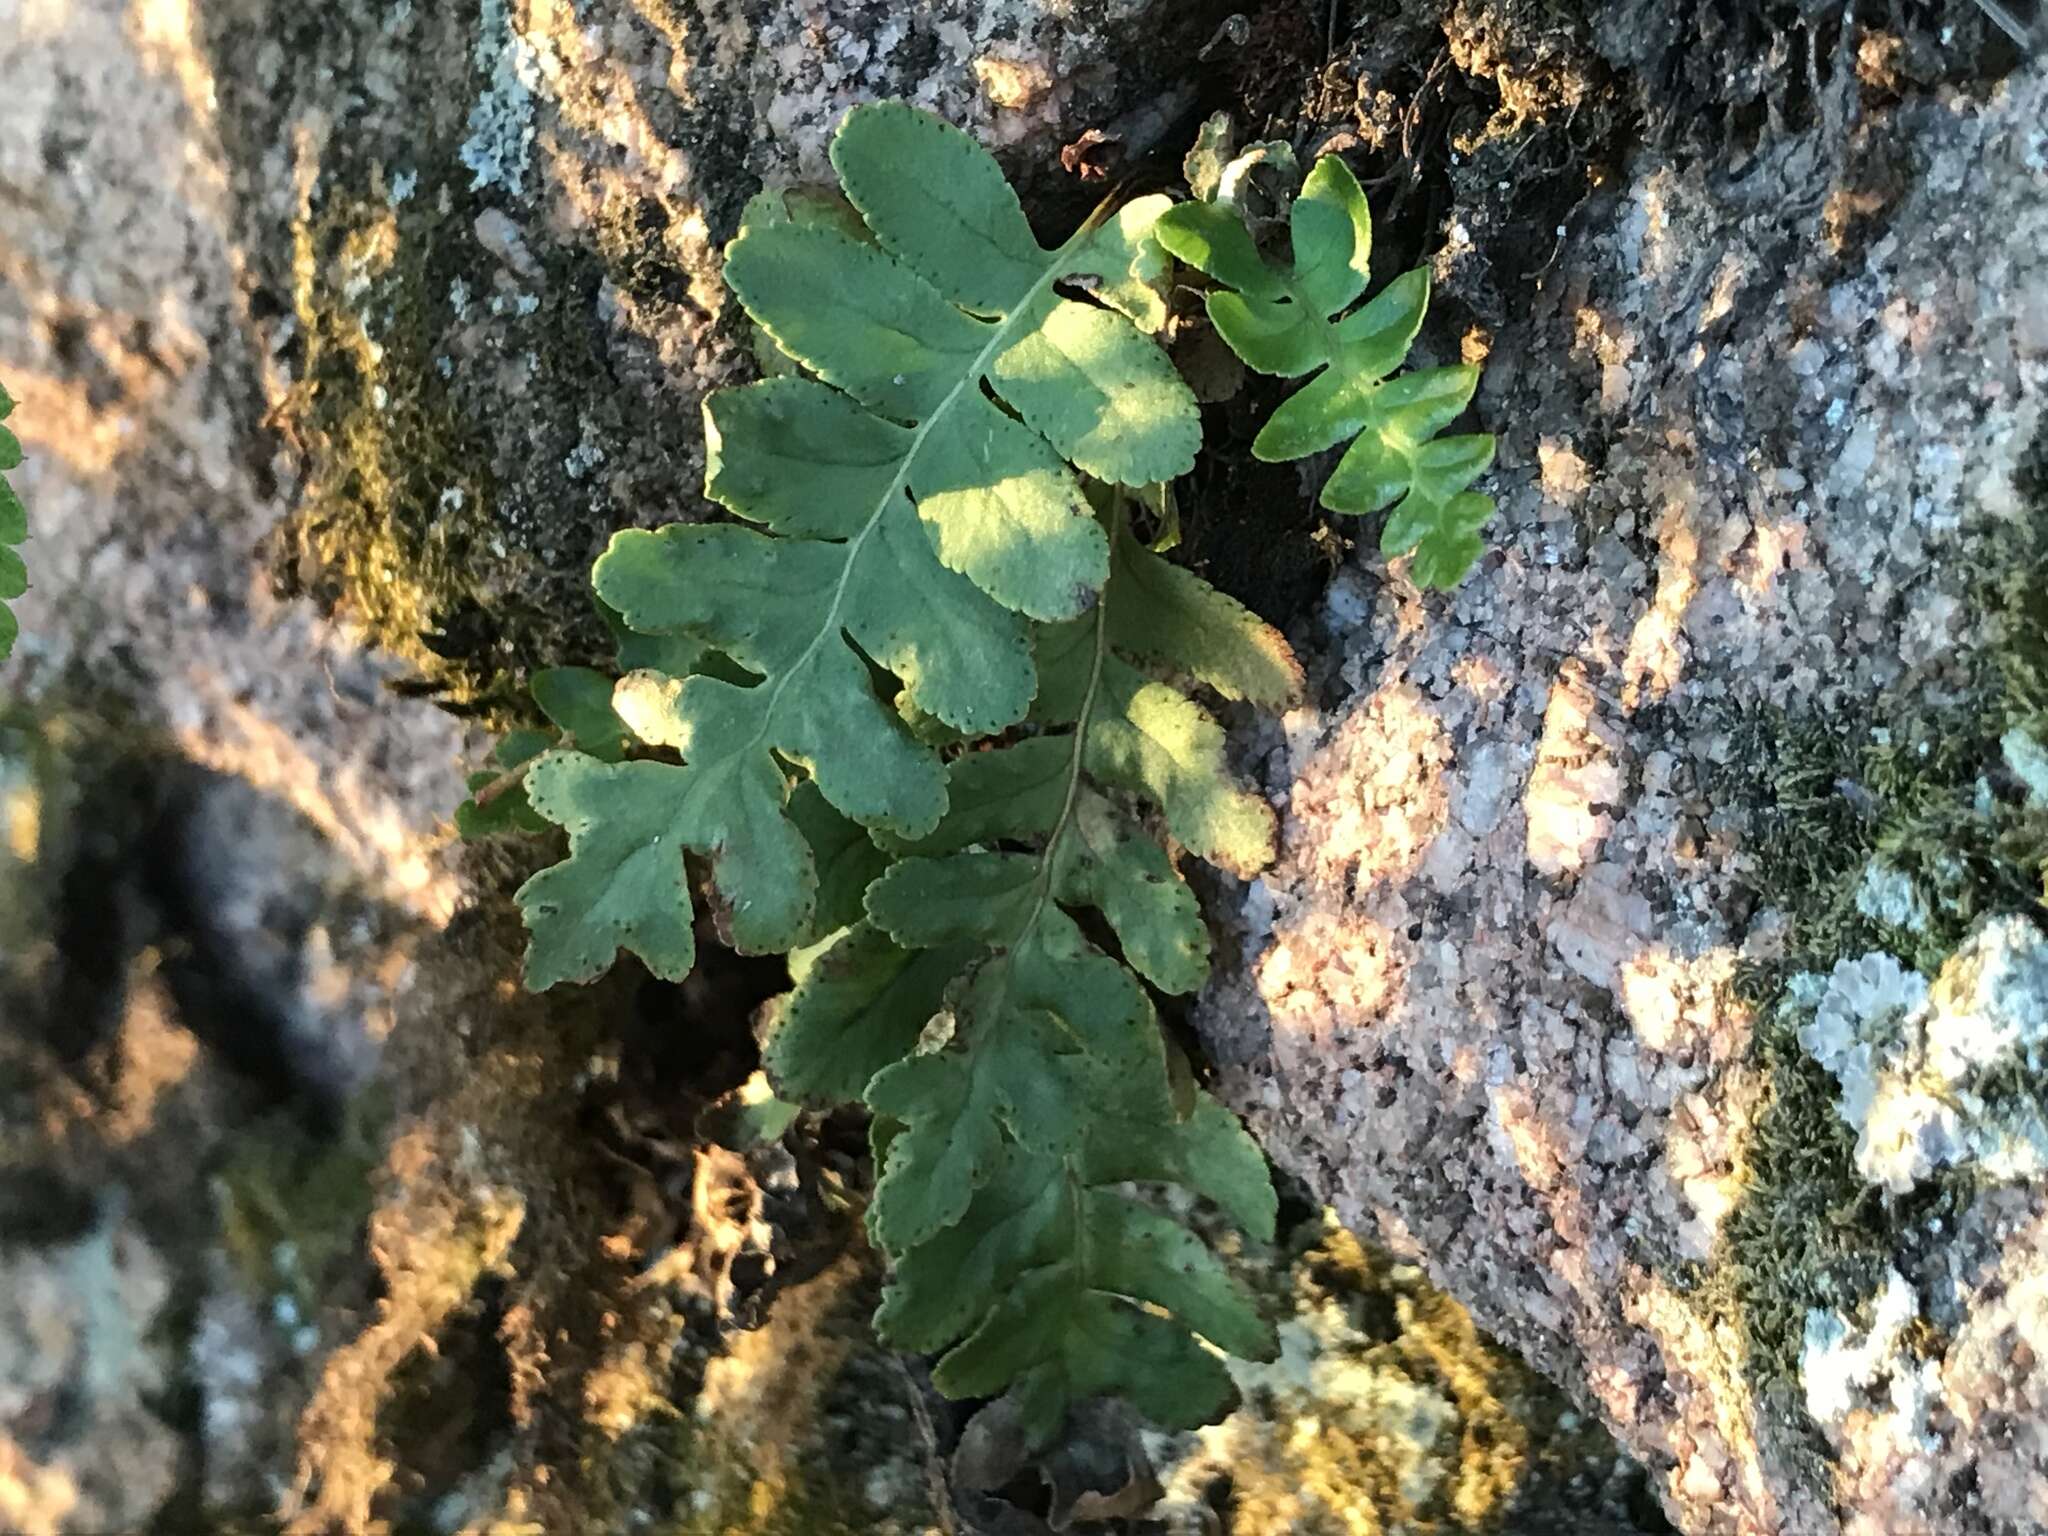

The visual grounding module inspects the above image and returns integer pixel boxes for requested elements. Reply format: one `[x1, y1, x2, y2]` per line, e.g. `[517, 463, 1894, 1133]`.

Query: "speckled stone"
[1195, 63, 2048, 1536]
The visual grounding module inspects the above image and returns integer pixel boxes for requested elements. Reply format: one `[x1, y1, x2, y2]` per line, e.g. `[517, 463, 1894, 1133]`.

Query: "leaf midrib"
[725, 225, 1099, 801]
[947, 511, 1113, 1067]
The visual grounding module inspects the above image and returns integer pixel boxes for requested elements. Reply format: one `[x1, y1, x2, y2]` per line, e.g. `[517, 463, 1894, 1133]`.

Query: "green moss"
[630, 1421, 883, 1536]
[1998, 429, 2048, 734]
[280, 182, 520, 708]
[1692, 985, 1966, 1486]
[1693, 427, 2048, 1485]
[276, 160, 719, 717]
[216, 1091, 387, 1311]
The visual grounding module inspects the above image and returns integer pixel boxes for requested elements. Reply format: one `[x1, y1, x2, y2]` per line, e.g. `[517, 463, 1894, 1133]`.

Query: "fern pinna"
[506, 102, 1302, 1439]
[1155, 156, 1498, 587]
[1, 381, 28, 661]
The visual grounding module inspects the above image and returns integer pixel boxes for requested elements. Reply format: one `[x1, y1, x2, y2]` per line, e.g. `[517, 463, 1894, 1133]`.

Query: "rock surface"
[4, 0, 2045, 1533]
[1196, 55, 2048, 1536]
[186, 0, 1224, 701]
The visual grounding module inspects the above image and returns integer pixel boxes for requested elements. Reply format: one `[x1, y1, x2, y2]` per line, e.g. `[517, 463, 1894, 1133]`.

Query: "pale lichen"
[1853, 857, 1932, 934]
[458, 0, 542, 194]
[1799, 1267, 1918, 1427]
[1150, 1221, 1649, 1534]
[1796, 920, 2048, 1193]
[2007, 725, 2048, 807]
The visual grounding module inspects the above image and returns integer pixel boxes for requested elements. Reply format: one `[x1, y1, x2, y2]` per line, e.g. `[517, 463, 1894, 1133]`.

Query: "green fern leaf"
[872, 1141, 1064, 1353]
[473, 99, 1299, 1447]
[515, 693, 898, 984]
[860, 926, 1166, 1250]
[856, 505, 1291, 997]
[726, 101, 1199, 621]
[1104, 525, 1303, 708]
[512, 102, 1200, 990]
[0, 382, 28, 662]
[601, 594, 707, 678]
[516, 752, 707, 987]
[879, 1095, 1277, 1441]
[457, 593, 700, 844]
[527, 668, 631, 761]
[1029, 610, 1279, 880]
[771, 491, 1290, 1438]
[1154, 157, 1498, 587]
[839, 483, 1291, 1066]
[784, 782, 891, 940]
[766, 922, 975, 1105]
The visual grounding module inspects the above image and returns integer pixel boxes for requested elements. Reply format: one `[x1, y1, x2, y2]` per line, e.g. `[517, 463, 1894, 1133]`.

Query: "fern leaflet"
[455, 599, 701, 841]
[1154, 156, 1498, 587]
[883, 1101, 1276, 1442]
[0, 382, 28, 662]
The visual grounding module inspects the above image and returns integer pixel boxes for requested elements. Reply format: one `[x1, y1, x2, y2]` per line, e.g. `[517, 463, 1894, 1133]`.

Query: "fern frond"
[470, 98, 1302, 1445]
[0, 382, 28, 662]
[769, 491, 1296, 1440]
[883, 1099, 1277, 1442]
[1154, 157, 1498, 588]
[512, 102, 1199, 989]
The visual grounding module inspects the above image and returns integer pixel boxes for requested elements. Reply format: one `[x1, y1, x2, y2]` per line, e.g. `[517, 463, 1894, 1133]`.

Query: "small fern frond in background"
[512, 101, 1200, 990]
[767, 490, 1297, 1440]
[1155, 157, 1497, 588]
[0, 382, 28, 661]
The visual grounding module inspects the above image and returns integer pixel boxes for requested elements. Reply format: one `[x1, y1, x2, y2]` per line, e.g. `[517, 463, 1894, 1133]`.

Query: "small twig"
[893, 1355, 962, 1536]
[469, 759, 535, 809]
[470, 733, 575, 808]
[1969, 0, 2039, 47]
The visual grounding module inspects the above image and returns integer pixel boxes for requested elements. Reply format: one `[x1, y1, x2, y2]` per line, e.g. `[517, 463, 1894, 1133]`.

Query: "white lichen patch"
[0, 1204, 180, 1534]
[1853, 857, 1932, 933]
[1800, 1267, 1947, 1528]
[563, 438, 606, 480]
[459, 0, 542, 193]
[1801, 1267, 1918, 1427]
[2005, 725, 2048, 807]
[1798, 919, 2048, 1193]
